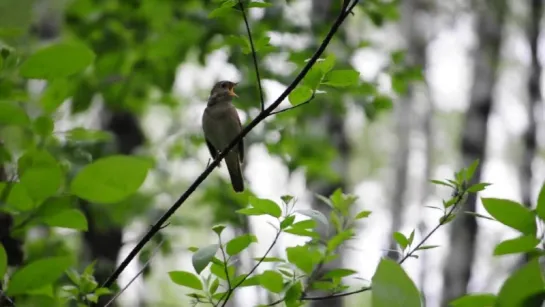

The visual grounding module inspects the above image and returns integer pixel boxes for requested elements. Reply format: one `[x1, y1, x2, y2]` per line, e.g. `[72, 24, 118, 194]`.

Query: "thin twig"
[237, 1, 266, 111]
[218, 237, 232, 304]
[104, 238, 166, 307]
[101, 0, 360, 290]
[219, 230, 281, 307]
[269, 94, 316, 116]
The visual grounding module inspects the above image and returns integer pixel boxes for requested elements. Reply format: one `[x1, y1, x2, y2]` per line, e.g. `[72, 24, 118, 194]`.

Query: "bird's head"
[209, 80, 238, 104]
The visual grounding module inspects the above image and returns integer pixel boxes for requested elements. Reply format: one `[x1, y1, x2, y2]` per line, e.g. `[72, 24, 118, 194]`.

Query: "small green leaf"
[371, 258, 421, 307]
[284, 227, 319, 238]
[192, 244, 218, 274]
[464, 160, 480, 181]
[291, 219, 316, 229]
[481, 198, 536, 235]
[449, 293, 496, 307]
[280, 215, 295, 229]
[355, 210, 372, 219]
[41, 79, 72, 112]
[209, 6, 234, 18]
[212, 225, 226, 236]
[416, 245, 439, 251]
[393, 232, 409, 250]
[32, 116, 54, 137]
[280, 195, 293, 204]
[65, 127, 112, 143]
[42, 209, 88, 230]
[315, 54, 336, 74]
[390, 50, 405, 64]
[168, 271, 203, 290]
[253, 257, 285, 263]
[373, 95, 393, 110]
[493, 235, 540, 256]
[407, 230, 415, 246]
[463, 211, 495, 221]
[209, 278, 220, 294]
[259, 270, 284, 293]
[237, 207, 265, 216]
[0, 101, 30, 126]
[248, 196, 282, 218]
[536, 182, 545, 222]
[284, 282, 303, 306]
[496, 259, 545, 307]
[6, 257, 73, 296]
[288, 86, 313, 106]
[286, 245, 320, 274]
[430, 179, 454, 188]
[70, 155, 152, 204]
[20, 165, 62, 202]
[323, 268, 357, 279]
[247, 1, 272, 8]
[296, 209, 329, 228]
[322, 70, 360, 87]
[0, 244, 6, 277]
[226, 234, 257, 256]
[467, 182, 491, 193]
[20, 42, 95, 80]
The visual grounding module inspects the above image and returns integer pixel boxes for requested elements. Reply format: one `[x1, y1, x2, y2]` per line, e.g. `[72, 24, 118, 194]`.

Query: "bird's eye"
[221, 82, 228, 89]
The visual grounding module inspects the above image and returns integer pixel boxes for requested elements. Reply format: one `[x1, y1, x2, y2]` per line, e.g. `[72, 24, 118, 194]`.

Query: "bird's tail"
[225, 151, 244, 192]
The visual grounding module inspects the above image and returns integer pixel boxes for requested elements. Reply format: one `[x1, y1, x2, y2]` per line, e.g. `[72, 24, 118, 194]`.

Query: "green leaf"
[0, 244, 6, 277]
[464, 160, 480, 181]
[355, 210, 372, 219]
[209, 6, 234, 18]
[416, 245, 439, 251]
[248, 196, 282, 218]
[212, 225, 226, 236]
[0, 101, 30, 126]
[430, 180, 455, 188]
[19, 165, 62, 202]
[70, 155, 152, 204]
[169, 271, 203, 290]
[247, 1, 272, 8]
[315, 54, 336, 74]
[291, 219, 316, 229]
[391, 50, 405, 64]
[322, 70, 360, 87]
[259, 270, 284, 293]
[209, 278, 220, 294]
[65, 127, 112, 143]
[32, 116, 54, 137]
[295, 209, 329, 228]
[286, 245, 320, 274]
[371, 258, 421, 307]
[284, 282, 303, 306]
[284, 227, 319, 238]
[192, 244, 218, 274]
[288, 86, 313, 106]
[393, 232, 409, 250]
[280, 215, 295, 229]
[323, 268, 357, 279]
[496, 259, 545, 307]
[536, 182, 545, 222]
[19, 42, 95, 80]
[449, 293, 496, 307]
[237, 207, 265, 216]
[6, 256, 73, 296]
[210, 263, 235, 281]
[226, 234, 257, 256]
[467, 182, 491, 193]
[481, 198, 536, 235]
[373, 95, 393, 111]
[42, 209, 88, 230]
[41, 79, 72, 112]
[253, 257, 285, 263]
[493, 235, 540, 256]
[2, 183, 34, 211]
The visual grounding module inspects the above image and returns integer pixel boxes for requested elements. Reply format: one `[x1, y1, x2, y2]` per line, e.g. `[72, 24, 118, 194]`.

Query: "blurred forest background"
[0, 0, 544, 306]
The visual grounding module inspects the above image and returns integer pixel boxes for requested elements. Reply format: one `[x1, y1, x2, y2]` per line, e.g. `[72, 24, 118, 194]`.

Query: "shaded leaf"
[322, 70, 360, 87]
[0, 101, 30, 126]
[0, 244, 6, 277]
[20, 43, 95, 79]
[6, 257, 73, 296]
[259, 270, 284, 293]
[42, 209, 88, 231]
[192, 244, 218, 274]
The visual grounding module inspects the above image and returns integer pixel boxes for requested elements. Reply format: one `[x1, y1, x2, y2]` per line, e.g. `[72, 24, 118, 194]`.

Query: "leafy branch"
[101, 0, 361, 289]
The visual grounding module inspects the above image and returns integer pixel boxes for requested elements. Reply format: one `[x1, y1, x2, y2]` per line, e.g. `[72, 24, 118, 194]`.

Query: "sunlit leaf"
[259, 270, 284, 293]
[169, 271, 203, 290]
[493, 235, 540, 256]
[481, 198, 536, 235]
[450, 293, 496, 307]
[7, 257, 73, 296]
[371, 258, 421, 307]
[226, 234, 257, 256]
[42, 209, 88, 231]
[288, 85, 313, 106]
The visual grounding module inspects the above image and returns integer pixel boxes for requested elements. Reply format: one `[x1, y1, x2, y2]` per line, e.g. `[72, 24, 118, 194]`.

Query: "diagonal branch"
[102, 0, 360, 289]
[237, 1, 266, 111]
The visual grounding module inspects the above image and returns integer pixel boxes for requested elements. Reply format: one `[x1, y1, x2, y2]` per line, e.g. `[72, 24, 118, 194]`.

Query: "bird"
[202, 80, 245, 193]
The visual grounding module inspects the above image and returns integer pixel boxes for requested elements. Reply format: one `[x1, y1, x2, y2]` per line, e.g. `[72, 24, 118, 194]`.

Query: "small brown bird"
[202, 80, 245, 192]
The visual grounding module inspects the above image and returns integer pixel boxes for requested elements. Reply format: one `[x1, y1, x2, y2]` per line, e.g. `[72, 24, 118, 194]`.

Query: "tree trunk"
[84, 110, 145, 307]
[441, 0, 506, 304]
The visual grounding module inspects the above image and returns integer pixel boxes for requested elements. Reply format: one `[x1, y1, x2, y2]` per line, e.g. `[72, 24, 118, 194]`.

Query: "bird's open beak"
[228, 83, 238, 97]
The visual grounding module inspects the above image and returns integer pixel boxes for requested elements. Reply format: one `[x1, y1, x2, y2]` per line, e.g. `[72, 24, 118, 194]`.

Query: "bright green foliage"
[0, 244, 6, 277]
[63, 262, 111, 305]
[6, 256, 73, 296]
[19, 42, 95, 80]
[481, 198, 537, 235]
[70, 155, 152, 204]
[259, 270, 284, 293]
[496, 259, 545, 307]
[493, 235, 540, 256]
[169, 271, 203, 290]
[450, 293, 497, 307]
[372, 258, 421, 307]
[226, 234, 257, 256]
